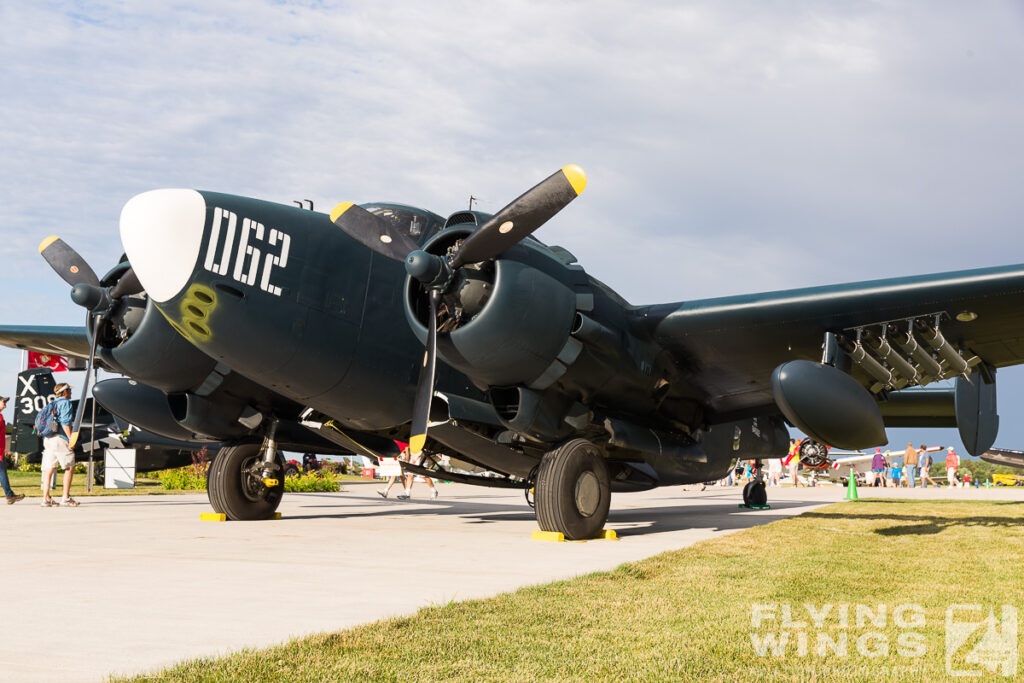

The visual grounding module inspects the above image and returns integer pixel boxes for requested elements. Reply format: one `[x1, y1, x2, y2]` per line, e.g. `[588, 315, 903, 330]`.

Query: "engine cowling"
[404, 232, 577, 389]
[94, 263, 218, 393]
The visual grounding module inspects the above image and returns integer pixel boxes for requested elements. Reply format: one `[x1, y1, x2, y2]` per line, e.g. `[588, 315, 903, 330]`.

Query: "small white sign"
[105, 448, 137, 489]
[377, 457, 403, 478]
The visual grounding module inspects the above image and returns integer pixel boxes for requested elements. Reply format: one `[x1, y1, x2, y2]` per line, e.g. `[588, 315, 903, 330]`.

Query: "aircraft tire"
[535, 439, 610, 540]
[208, 443, 285, 521]
[748, 481, 767, 507]
[207, 451, 226, 514]
[742, 481, 753, 506]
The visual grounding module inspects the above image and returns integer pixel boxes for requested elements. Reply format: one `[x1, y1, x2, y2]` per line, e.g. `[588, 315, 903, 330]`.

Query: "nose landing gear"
[740, 459, 770, 510]
[207, 441, 285, 521]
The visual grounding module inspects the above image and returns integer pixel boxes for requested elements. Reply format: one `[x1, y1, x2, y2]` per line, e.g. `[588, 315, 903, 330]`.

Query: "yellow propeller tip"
[39, 235, 59, 253]
[409, 434, 426, 455]
[561, 165, 587, 195]
[68, 434, 79, 450]
[330, 202, 355, 223]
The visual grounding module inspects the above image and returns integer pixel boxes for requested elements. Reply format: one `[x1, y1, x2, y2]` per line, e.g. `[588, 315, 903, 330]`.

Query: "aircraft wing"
[646, 264, 1024, 421]
[830, 454, 876, 466]
[980, 448, 1024, 469]
[0, 325, 91, 359]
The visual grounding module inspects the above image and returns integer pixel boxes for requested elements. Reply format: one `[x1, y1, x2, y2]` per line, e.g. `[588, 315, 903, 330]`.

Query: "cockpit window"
[361, 205, 444, 245]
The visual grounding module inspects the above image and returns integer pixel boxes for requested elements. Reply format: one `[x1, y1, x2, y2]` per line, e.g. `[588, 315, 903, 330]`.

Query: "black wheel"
[94, 466, 105, 487]
[742, 481, 753, 505]
[535, 439, 611, 540]
[748, 481, 767, 507]
[284, 465, 299, 478]
[206, 443, 284, 520]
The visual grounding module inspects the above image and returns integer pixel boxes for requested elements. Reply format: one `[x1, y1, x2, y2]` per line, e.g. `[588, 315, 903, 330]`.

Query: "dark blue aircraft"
[0, 165, 1015, 538]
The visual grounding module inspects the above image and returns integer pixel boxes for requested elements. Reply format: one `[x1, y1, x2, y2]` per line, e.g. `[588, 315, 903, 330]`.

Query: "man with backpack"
[40, 383, 78, 507]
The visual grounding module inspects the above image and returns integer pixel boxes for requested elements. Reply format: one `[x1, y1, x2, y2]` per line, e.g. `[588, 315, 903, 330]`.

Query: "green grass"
[5, 469, 192, 496]
[115, 500, 1024, 682]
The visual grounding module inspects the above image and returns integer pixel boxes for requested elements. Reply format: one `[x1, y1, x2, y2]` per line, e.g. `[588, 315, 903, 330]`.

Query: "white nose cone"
[120, 189, 206, 303]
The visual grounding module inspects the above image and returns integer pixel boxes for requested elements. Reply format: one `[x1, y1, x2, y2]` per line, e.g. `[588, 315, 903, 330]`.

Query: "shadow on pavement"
[282, 490, 828, 537]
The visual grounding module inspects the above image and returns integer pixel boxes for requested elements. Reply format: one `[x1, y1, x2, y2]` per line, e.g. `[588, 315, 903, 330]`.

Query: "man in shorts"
[41, 383, 78, 507]
[785, 439, 801, 487]
[870, 448, 886, 487]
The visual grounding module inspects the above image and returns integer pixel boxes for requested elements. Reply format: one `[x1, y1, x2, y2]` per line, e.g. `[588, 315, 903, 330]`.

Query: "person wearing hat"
[0, 395, 25, 504]
[870, 447, 886, 487]
[945, 447, 959, 488]
[41, 383, 78, 507]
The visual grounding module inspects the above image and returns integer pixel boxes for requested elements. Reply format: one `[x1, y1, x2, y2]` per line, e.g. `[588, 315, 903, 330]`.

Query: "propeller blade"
[109, 267, 143, 298]
[408, 290, 440, 458]
[330, 202, 422, 262]
[39, 236, 100, 288]
[451, 164, 587, 268]
[68, 314, 101, 449]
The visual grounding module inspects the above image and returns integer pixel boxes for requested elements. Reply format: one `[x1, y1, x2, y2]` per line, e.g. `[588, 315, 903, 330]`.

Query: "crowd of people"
[866, 442, 967, 488]
[713, 438, 977, 489]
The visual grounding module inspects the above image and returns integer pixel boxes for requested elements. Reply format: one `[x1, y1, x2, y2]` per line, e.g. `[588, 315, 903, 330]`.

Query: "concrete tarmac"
[3, 481, 1021, 681]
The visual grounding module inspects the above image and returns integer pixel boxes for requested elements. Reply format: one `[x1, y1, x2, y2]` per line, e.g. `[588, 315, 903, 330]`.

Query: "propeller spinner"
[332, 164, 587, 458]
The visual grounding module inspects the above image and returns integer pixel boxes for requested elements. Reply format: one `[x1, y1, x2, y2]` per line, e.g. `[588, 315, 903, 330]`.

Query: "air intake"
[444, 211, 479, 228]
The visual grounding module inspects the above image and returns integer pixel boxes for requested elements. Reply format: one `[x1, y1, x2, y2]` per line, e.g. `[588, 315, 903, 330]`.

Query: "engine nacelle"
[404, 235, 577, 388]
[94, 264, 218, 393]
[100, 299, 219, 393]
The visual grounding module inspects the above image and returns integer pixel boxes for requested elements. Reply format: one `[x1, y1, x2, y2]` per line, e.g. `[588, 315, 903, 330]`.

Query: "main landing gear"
[740, 459, 769, 510]
[207, 426, 285, 520]
[534, 439, 611, 540]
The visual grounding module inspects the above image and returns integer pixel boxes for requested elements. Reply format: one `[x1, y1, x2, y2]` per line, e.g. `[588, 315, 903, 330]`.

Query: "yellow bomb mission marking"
[175, 284, 217, 343]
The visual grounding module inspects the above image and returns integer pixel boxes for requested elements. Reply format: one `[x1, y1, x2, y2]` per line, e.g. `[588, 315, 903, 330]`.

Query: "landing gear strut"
[740, 459, 769, 509]
[534, 439, 611, 540]
[207, 442, 285, 520]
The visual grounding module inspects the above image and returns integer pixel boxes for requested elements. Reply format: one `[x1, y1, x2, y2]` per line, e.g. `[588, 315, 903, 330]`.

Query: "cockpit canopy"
[361, 204, 445, 247]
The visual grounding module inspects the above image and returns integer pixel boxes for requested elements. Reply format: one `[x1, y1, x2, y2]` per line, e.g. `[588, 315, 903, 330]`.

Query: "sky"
[1, 1, 1023, 453]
